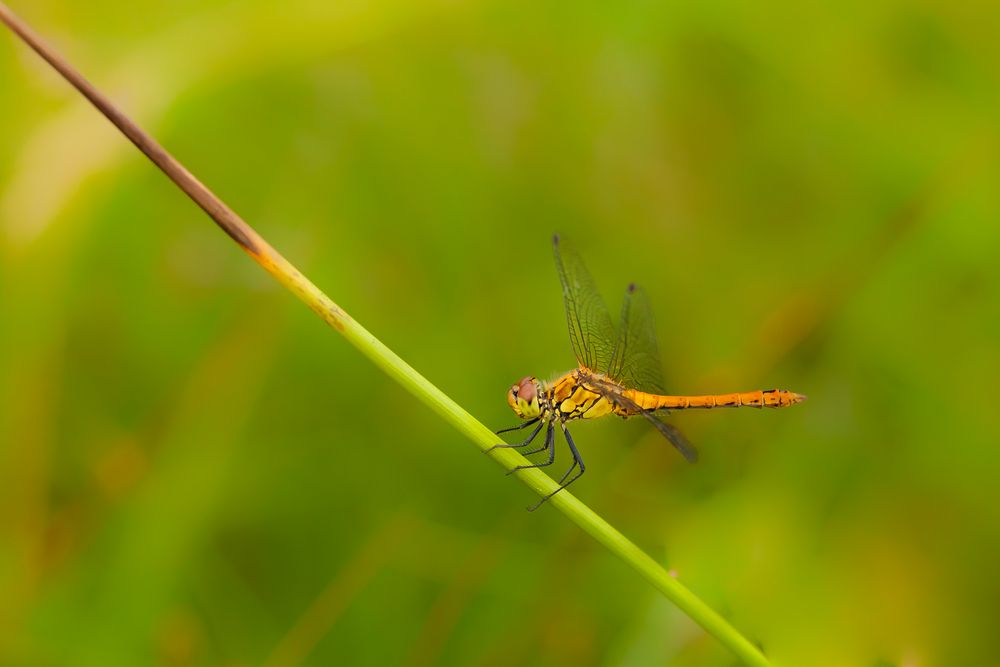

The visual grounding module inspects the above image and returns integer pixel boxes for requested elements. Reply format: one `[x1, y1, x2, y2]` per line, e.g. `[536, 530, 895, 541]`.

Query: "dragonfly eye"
[516, 376, 538, 402]
[507, 377, 540, 419]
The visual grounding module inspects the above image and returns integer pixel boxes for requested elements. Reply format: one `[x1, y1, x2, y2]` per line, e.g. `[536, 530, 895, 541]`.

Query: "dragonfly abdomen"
[624, 388, 806, 411]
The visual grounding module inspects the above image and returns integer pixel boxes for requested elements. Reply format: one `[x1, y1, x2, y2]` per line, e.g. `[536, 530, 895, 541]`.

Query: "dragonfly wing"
[587, 376, 698, 463]
[637, 411, 698, 463]
[608, 284, 666, 393]
[553, 235, 617, 373]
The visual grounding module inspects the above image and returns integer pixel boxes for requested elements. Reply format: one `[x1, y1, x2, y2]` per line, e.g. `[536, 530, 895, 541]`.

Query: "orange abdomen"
[623, 388, 806, 411]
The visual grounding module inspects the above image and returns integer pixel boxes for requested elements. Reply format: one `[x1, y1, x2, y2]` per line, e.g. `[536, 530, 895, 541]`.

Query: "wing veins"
[553, 236, 616, 372]
[608, 284, 666, 393]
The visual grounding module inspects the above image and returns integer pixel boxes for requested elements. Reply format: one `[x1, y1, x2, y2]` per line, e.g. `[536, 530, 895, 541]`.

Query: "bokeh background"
[2, 1, 999, 666]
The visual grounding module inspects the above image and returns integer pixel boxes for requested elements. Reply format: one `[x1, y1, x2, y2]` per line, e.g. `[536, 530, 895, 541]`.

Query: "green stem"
[0, 4, 771, 666]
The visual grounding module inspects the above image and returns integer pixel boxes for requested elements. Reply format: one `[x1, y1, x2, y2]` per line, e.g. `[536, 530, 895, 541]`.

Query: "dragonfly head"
[507, 376, 542, 419]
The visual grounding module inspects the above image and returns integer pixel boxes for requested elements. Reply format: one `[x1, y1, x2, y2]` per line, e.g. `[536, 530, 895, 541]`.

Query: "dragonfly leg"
[495, 417, 540, 436]
[505, 422, 555, 475]
[486, 419, 544, 453]
[527, 424, 586, 511]
[521, 429, 554, 457]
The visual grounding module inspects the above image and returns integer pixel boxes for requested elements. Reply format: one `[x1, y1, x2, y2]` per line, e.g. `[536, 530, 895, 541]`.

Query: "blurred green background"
[2, 1, 998, 666]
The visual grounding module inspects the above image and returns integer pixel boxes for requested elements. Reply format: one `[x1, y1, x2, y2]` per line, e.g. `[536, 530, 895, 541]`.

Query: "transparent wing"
[587, 375, 698, 462]
[553, 235, 617, 373]
[639, 412, 698, 463]
[607, 284, 666, 393]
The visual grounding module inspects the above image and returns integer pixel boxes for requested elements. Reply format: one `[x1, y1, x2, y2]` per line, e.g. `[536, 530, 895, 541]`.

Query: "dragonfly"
[492, 235, 806, 510]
